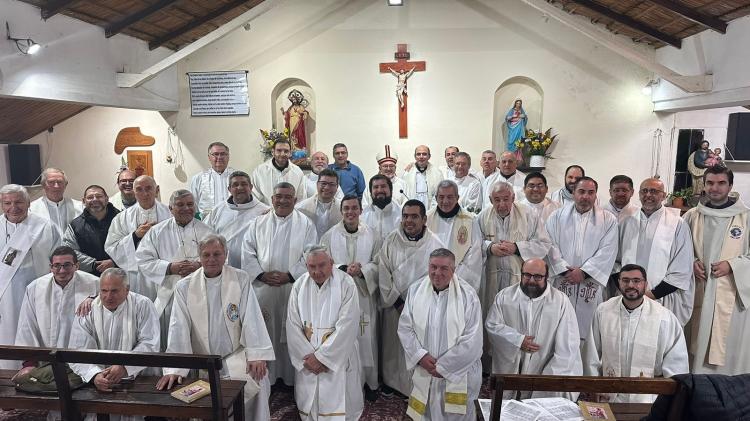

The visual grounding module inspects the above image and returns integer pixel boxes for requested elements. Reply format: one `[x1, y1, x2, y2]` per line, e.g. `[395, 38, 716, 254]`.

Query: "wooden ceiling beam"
[41, 0, 77, 20]
[569, 0, 682, 48]
[148, 0, 263, 50]
[105, 0, 180, 38]
[647, 0, 727, 33]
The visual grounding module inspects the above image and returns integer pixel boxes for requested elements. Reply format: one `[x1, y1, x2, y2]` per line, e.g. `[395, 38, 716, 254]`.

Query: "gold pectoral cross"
[359, 314, 369, 336]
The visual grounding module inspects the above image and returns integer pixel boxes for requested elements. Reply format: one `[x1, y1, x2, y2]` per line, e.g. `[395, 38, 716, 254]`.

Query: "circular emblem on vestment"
[730, 226, 743, 239]
[226, 303, 240, 322]
[457, 226, 468, 245]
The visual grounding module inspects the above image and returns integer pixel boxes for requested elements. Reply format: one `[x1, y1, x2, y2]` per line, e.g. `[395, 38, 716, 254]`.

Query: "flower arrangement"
[515, 128, 558, 159]
[259, 128, 290, 160]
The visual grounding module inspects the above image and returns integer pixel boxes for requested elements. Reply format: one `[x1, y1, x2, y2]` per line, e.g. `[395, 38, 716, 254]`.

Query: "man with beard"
[29, 168, 83, 242]
[362, 175, 402, 242]
[485, 258, 582, 400]
[251, 138, 307, 204]
[583, 264, 688, 403]
[109, 169, 137, 211]
[362, 146, 407, 208]
[518, 172, 560, 224]
[305, 151, 344, 199]
[448, 152, 482, 213]
[296, 169, 343, 240]
[203, 171, 270, 268]
[190, 142, 237, 218]
[683, 166, 750, 375]
[546, 177, 618, 342]
[603, 175, 639, 222]
[426, 180, 483, 290]
[617, 178, 694, 326]
[105, 176, 170, 300]
[403, 145, 443, 207]
[549, 165, 585, 207]
[378, 200, 444, 396]
[64, 185, 119, 276]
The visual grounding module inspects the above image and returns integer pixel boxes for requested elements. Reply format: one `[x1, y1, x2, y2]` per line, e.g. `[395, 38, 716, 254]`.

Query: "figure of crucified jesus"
[389, 66, 416, 109]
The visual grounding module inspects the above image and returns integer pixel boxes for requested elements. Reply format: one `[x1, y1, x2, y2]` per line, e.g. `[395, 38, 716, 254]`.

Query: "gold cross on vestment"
[359, 314, 369, 336]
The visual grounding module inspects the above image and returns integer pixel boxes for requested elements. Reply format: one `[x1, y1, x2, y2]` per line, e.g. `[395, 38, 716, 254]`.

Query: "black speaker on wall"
[726, 113, 750, 161]
[8, 144, 42, 186]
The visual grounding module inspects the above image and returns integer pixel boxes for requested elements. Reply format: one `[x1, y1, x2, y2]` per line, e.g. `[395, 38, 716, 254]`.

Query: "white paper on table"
[478, 399, 492, 420]
[500, 399, 545, 421]
[523, 397, 584, 421]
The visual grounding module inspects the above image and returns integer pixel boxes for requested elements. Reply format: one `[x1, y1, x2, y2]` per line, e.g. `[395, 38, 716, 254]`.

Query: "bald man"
[402, 145, 443, 207]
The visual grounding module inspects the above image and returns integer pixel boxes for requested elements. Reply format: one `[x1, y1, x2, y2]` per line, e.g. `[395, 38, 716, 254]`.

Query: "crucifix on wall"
[379, 44, 426, 138]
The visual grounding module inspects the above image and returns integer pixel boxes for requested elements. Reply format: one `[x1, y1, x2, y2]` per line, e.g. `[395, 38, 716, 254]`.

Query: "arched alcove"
[272, 78, 316, 152]
[492, 77, 544, 153]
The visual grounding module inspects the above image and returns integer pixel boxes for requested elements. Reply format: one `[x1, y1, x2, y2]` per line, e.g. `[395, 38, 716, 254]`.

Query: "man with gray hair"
[305, 151, 344, 199]
[0, 184, 59, 369]
[69, 268, 160, 402]
[242, 182, 317, 387]
[287, 244, 363, 420]
[106, 175, 170, 300]
[136, 189, 214, 347]
[29, 167, 84, 241]
[448, 152, 482, 212]
[158, 235, 274, 420]
[190, 141, 237, 218]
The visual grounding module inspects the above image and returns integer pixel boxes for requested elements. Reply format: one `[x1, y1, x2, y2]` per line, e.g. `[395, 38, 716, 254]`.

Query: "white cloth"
[109, 192, 135, 211]
[203, 197, 270, 268]
[546, 204, 619, 339]
[189, 166, 236, 216]
[29, 196, 83, 242]
[399, 276, 482, 421]
[485, 283, 582, 400]
[105, 202, 170, 299]
[287, 270, 363, 421]
[549, 188, 574, 208]
[378, 227, 444, 395]
[618, 207, 695, 325]
[482, 170, 525, 209]
[15, 271, 99, 348]
[241, 209, 317, 385]
[361, 176, 407, 208]
[449, 175, 483, 213]
[251, 159, 307, 205]
[361, 202, 402, 242]
[305, 172, 344, 200]
[296, 195, 343, 241]
[583, 297, 688, 403]
[403, 163, 443, 207]
[518, 197, 561, 226]
[603, 200, 640, 223]
[320, 221, 381, 389]
[0, 214, 59, 369]
[165, 266, 274, 421]
[426, 208, 483, 290]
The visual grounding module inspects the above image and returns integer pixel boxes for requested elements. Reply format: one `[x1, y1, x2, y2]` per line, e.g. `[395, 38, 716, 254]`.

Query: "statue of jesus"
[389, 66, 416, 109]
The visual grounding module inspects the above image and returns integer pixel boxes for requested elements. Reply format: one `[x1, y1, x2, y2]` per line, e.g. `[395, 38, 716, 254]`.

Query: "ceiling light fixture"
[642, 79, 660, 96]
[6, 22, 41, 55]
[388, 0, 404, 5]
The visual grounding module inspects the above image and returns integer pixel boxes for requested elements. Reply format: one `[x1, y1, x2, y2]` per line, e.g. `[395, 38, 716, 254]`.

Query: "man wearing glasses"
[518, 172, 560, 225]
[616, 177, 694, 326]
[109, 169, 137, 211]
[485, 258, 582, 400]
[189, 142, 236, 218]
[583, 264, 688, 403]
[29, 167, 83, 242]
[296, 169, 343, 241]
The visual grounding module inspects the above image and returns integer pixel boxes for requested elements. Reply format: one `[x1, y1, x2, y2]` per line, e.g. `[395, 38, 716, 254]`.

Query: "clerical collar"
[404, 226, 426, 242]
[228, 195, 253, 205]
[204, 272, 223, 282]
[272, 159, 289, 172]
[372, 196, 392, 210]
[416, 164, 427, 173]
[344, 223, 358, 234]
[705, 198, 736, 209]
[43, 196, 64, 206]
[621, 299, 643, 312]
[501, 172, 516, 180]
[437, 204, 460, 219]
[122, 196, 136, 208]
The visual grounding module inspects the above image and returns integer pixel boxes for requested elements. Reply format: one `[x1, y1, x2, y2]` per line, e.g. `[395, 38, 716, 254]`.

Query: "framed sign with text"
[188, 71, 249, 116]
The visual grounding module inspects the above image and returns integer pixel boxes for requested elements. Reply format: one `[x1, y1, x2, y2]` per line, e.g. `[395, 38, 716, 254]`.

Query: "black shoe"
[380, 385, 395, 397]
[364, 385, 378, 402]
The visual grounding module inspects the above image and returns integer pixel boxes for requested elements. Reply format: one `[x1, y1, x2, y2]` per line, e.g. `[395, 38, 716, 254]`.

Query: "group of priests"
[1, 137, 748, 421]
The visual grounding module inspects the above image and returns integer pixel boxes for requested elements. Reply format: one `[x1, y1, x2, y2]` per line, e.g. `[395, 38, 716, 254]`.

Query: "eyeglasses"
[525, 183, 546, 190]
[639, 188, 664, 195]
[521, 272, 546, 282]
[51, 262, 75, 271]
[209, 152, 229, 158]
[84, 194, 106, 201]
[620, 277, 645, 285]
[118, 178, 135, 185]
[317, 181, 337, 188]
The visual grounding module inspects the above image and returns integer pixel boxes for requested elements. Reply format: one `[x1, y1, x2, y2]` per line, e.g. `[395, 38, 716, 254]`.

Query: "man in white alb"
[361, 175, 402, 242]
[402, 145, 443, 207]
[296, 169, 343, 240]
[439, 146, 459, 179]
[518, 172, 560, 224]
[362, 145, 407, 208]
[251, 138, 307, 205]
[549, 165, 585, 207]
[305, 151, 344, 200]
[448, 152, 482, 213]
[29, 168, 83, 241]
[189, 141, 237, 218]
[602, 175, 639, 222]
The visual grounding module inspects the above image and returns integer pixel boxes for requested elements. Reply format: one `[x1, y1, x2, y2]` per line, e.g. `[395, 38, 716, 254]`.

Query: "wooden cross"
[379, 44, 426, 139]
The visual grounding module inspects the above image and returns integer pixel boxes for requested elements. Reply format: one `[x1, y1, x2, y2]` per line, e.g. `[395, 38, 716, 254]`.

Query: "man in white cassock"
[29, 168, 83, 241]
[448, 152, 482, 213]
[490, 152, 525, 206]
[546, 177, 618, 341]
[362, 146, 407, 208]
[617, 178, 694, 326]
[105, 176, 170, 300]
[549, 165, 584, 207]
[583, 264, 688, 403]
[438, 146, 459, 179]
[0, 184, 59, 370]
[426, 181, 483, 290]
[203, 170, 270, 269]
[287, 245, 363, 421]
[296, 169, 343, 240]
[403, 145, 443, 207]
[135, 189, 214, 347]
[189, 142, 237, 218]
[361, 175, 402, 242]
[485, 258, 582, 400]
[109, 169, 137, 211]
[683, 166, 750, 375]
[305, 151, 344, 200]
[477, 181, 551, 316]
[379, 199, 444, 396]
[251, 138, 307, 205]
[398, 248, 483, 421]
[320, 196, 381, 398]
[518, 172, 560, 224]
[242, 182, 317, 386]
[69, 268, 160, 421]
[158, 235, 274, 420]
[602, 175, 639, 222]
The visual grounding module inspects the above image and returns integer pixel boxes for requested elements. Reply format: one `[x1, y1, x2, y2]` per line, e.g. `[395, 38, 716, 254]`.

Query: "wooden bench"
[0, 346, 246, 421]
[487, 374, 686, 421]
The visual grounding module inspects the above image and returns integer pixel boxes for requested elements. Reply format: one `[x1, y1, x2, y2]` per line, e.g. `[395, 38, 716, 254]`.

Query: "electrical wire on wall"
[166, 127, 184, 167]
[651, 128, 663, 179]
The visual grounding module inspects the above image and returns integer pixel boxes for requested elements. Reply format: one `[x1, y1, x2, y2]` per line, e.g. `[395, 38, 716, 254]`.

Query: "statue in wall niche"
[505, 99, 527, 160]
[280, 89, 310, 150]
